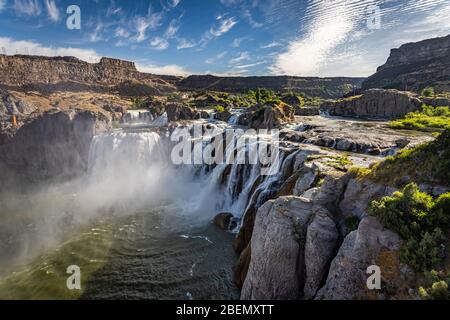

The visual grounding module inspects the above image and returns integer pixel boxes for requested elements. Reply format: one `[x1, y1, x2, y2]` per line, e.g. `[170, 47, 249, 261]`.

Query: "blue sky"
[0, 0, 449, 77]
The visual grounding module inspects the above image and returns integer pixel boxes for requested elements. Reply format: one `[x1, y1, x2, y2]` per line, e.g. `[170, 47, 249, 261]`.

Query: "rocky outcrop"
[320, 89, 422, 119]
[241, 197, 313, 300]
[0, 108, 110, 186]
[179, 75, 365, 99]
[295, 106, 320, 116]
[0, 55, 178, 95]
[315, 217, 404, 300]
[239, 103, 295, 129]
[362, 35, 450, 93]
[165, 103, 202, 122]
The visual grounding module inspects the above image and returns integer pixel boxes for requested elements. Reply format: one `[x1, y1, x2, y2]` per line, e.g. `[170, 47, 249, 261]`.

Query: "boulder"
[315, 216, 403, 300]
[213, 212, 235, 230]
[241, 103, 295, 129]
[241, 196, 313, 300]
[165, 103, 201, 122]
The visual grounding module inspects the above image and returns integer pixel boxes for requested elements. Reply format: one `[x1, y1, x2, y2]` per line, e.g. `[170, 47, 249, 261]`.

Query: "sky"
[0, 0, 449, 77]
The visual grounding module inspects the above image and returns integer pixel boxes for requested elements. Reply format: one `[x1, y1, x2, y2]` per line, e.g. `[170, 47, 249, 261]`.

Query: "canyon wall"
[179, 75, 365, 99]
[362, 34, 450, 92]
[0, 55, 178, 95]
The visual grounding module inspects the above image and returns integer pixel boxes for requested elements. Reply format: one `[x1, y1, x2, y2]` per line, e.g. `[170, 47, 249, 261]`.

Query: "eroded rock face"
[315, 216, 403, 300]
[165, 103, 201, 122]
[240, 103, 295, 129]
[320, 89, 422, 119]
[178, 75, 364, 99]
[241, 197, 313, 300]
[362, 35, 450, 93]
[339, 178, 395, 219]
[0, 55, 178, 95]
[0, 109, 111, 186]
[304, 207, 339, 299]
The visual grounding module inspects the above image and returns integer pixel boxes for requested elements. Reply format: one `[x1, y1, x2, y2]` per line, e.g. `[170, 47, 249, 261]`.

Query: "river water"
[0, 121, 244, 299]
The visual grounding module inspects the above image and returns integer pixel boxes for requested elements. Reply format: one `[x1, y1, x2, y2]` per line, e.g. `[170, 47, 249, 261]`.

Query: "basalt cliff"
[362, 34, 450, 93]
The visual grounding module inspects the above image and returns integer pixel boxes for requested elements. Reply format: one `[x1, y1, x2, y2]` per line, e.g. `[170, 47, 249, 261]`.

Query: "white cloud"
[167, 0, 182, 7]
[89, 23, 105, 43]
[149, 37, 169, 50]
[271, 0, 450, 77]
[229, 51, 250, 64]
[242, 9, 263, 28]
[177, 38, 196, 49]
[231, 37, 246, 48]
[0, 37, 101, 63]
[106, 1, 122, 16]
[210, 17, 238, 37]
[165, 19, 180, 38]
[115, 27, 130, 38]
[44, 0, 59, 22]
[137, 63, 191, 76]
[0, 0, 6, 12]
[14, 0, 41, 16]
[205, 51, 228, 64]
[134, 10, 164, 42]
[261, 41, 281, 49]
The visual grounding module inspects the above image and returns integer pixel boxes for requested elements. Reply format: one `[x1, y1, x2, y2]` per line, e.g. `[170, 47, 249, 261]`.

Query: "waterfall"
[84, 123, 290, 226]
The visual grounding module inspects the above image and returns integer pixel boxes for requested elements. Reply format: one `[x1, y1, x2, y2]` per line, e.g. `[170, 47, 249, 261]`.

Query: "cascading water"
[0, 117, 288, 299]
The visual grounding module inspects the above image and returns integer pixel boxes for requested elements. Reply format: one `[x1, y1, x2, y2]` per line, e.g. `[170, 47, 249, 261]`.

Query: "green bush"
[419, 270, 450, 300]
[422, 87, 435, 97]
[369, 183, 449, 272]
[214, 105, 226, 113]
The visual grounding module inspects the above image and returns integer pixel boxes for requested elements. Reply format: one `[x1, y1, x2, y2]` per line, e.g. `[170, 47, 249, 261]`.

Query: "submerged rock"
[213, 212, 236, 231]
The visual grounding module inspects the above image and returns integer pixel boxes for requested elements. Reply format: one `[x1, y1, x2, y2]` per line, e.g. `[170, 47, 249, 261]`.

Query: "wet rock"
[213, 212, 235, 230]
[214, 111, 232, 122]
[165, 103, 201, 122]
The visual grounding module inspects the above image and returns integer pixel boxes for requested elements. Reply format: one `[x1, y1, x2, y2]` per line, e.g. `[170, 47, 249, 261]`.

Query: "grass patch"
[389, 105, 450, 133]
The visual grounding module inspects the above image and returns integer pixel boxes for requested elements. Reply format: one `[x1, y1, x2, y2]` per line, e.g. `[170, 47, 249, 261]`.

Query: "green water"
[0, 210, 239, 300]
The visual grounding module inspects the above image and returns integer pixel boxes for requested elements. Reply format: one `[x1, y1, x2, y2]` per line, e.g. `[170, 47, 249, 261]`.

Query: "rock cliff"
[179, 75, 364, 99]
[0, 55, 178, 95]
[362, 35, 450, 92]
[320, 89, 422, 119]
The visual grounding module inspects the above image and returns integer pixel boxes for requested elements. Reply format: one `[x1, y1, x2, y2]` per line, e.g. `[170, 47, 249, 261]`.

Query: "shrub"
[422, 87, 435, 97]
[369, 183, 449, 272]
[214, 105, 226, 113]
[419, 270, 450, 300]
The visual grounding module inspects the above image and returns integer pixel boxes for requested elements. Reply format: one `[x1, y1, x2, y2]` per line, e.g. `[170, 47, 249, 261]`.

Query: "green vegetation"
[353, 129, 450, 185]
[130, 97, 148, 110]
[345, 216, 360, 232]
[214, 105, 227, 113]
[369, 183, 449, 272]
[421, 87, 435, 97]
[419, 270, 450, 300]
[389, 105, 450, 132]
